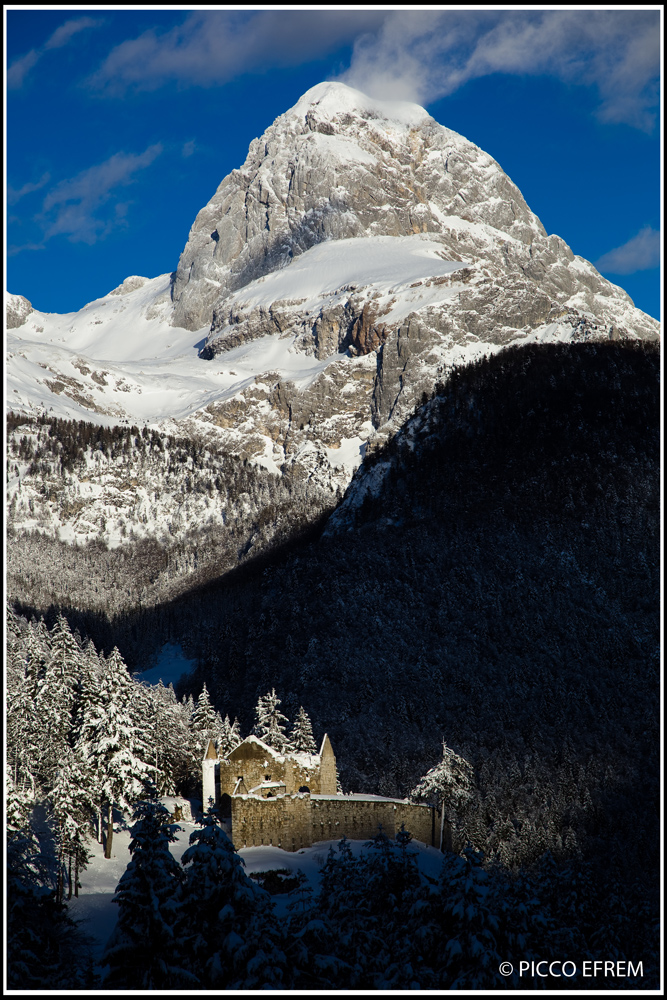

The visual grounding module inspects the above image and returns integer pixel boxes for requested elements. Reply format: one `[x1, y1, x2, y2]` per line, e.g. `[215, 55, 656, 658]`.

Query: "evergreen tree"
[291, 706, 317, 753]
[190, 682, 219, 765]
[315, 836, 378, 988]
[77, 646, 151, 858]
[47, 748, 94, 901]
[7, 770, 93, 989]
[179, 808, 287, 989]
[435, 846, 502, 988]
[102, 796, 196, 989]
[410, 742, 475, 849]
[253, 688, 291, 753]
[7, 659, 41, 791]
[285, 873, 345, 989]
[146, 680, 193, 794]
[34, 614, 82, 782]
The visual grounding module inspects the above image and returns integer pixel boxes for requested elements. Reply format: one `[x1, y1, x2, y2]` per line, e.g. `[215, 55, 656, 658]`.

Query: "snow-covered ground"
[220, 234, 465, 320]
[69, 813, 445, 963]
[5, 235, 466, 430]
[6, 274, 345, 427]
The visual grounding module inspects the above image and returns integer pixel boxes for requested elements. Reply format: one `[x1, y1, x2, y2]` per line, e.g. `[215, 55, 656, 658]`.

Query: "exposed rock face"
[170, 80, 657, 447]
[171, 81, 546, 333]
[6, 293, 33, 329]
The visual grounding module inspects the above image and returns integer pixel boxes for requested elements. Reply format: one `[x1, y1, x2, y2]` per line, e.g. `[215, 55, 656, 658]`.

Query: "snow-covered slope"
[6, 274, 338, 428]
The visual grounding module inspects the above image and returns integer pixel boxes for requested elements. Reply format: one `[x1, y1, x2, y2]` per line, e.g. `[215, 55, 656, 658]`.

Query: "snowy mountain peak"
[170, 79, 547, 334]
[6, 81, 659, 559]
[285, 80, 431, 128]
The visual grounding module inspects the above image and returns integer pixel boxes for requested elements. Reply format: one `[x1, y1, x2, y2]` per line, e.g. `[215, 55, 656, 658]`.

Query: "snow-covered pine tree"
[7, 656, 42, 792]
[77, 646, 151, 858]
[291, 706, 317, 753]
[102, 796, 196, 989]
[34, 614, 83, 783]
[217, 713, 243, 756]
[145, 681, 193, 795]
[179, 807, 286, 989]
[314, 836, 380, 988]
[435, 846, 502, 988]
[253, 688, 292, 753]
[7, 765, 34, 837]
[7, 768, 92, 989]
[190, 682, 218, 759]
[47, 748, 94, 901]
[410, 741, 475, 850]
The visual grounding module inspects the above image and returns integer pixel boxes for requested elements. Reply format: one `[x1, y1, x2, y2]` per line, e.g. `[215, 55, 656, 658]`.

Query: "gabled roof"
[232, 734, 286, 760]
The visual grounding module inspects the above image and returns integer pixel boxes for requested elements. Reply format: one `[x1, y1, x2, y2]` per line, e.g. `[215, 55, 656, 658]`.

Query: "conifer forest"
[6, 341, 660, 989]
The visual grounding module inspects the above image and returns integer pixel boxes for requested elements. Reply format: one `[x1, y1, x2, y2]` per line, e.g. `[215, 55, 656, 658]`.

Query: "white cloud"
[341, 10, 660, 131]
[44, 17, 101, 51]
[595, 227, 661, 275]
[181, 140, 196, 159]
[8, 241, 46, 257]
[39, 145, 163, 244]
[89, 11, 387, 92]
[7, 49, 39, 89]
[8, 172, 51, 205]
[8, 16, 103, 88]
[87, 11, 659, 131]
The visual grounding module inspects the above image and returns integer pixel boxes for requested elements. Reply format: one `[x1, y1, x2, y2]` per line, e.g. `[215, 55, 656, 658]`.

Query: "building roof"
[247, 780, 287, 794]
[224, 734, 323, 769]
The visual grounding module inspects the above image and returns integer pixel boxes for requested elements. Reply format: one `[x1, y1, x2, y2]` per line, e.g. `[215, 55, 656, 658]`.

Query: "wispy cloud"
[87, 11, 658, 132]
[8, 242, 46, 257]
[38, 145, 163, 245]
[7, 49, 40, 89]
[181, 140, 196, 159]
[341, 10, 660, 131]
[8, 16, 103, 88]
[88, 11, 386, 93]
[8, 172, 51, 205]
[595, 226, 660, 275]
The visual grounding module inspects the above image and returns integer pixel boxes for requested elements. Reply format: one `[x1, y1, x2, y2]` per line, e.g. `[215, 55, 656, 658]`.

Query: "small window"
[265, 775, 271, 781]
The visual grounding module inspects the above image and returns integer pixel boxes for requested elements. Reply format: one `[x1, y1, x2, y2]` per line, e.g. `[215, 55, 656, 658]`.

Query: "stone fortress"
[203, 734, 436, 852]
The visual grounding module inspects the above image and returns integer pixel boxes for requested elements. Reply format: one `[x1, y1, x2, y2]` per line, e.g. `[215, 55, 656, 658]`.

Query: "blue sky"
[6, 9, 661, 319]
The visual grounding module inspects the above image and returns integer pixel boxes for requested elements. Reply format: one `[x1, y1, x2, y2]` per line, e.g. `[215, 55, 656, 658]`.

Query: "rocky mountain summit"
[171, 80, 657, 439]
[6, 81, 659, 599]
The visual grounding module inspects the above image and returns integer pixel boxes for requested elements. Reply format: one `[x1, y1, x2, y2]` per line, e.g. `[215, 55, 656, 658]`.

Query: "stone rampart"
[230, 792, 434, 851]
[231, 793, 312, 851]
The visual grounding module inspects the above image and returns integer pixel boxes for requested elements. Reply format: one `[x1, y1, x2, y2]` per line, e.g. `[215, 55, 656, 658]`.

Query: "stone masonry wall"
[219, 745, 322, 797]
[231, 793, 312, 851]
[230, 793, 434, 852]
[310, 798, 434, 847]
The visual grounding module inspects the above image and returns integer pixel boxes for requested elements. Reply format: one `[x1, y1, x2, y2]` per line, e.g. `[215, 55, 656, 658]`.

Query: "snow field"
[69, 815, 445, 961]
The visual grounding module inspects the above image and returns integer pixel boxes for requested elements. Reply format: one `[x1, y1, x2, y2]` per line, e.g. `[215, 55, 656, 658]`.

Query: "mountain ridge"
[5, 80, 659, 602]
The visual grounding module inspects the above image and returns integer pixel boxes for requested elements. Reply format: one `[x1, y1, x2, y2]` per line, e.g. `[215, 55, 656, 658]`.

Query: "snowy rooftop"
[223, 735, 321, 769]
[312, 794, 430, 806]
[248, 781, 287, 794]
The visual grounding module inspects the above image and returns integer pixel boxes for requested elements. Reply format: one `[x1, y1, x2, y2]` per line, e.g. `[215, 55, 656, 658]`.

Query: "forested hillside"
[6, 418, 338, 613]
[17, 341, 659, 864]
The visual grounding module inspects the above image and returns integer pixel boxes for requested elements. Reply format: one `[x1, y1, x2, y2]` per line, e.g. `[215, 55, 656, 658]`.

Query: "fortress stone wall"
[204, 735, 436, 852]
